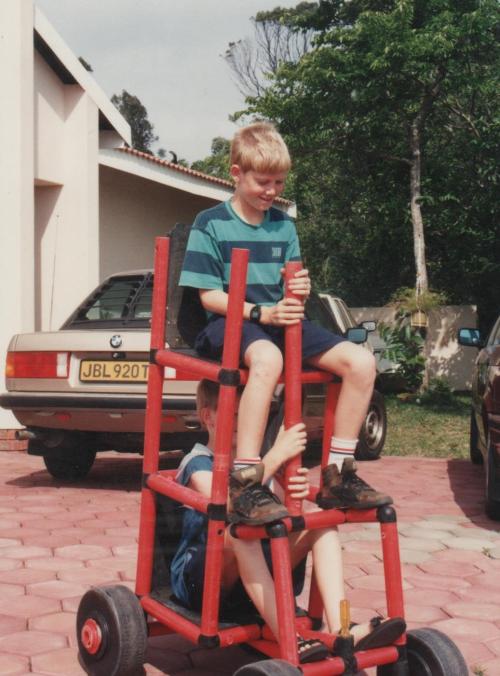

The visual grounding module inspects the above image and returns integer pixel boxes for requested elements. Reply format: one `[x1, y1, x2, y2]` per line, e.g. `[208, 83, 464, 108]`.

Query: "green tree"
[191, 137, 232, 181]
[111, 90, 158, 154]
[235, 0, 499, 326]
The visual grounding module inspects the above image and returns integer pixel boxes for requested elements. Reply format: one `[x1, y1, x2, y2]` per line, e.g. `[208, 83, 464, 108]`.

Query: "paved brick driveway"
[0, 450, 499, 675]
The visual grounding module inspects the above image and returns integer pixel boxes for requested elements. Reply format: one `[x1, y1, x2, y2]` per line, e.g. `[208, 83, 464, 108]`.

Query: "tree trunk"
[409, 120, 428, 297]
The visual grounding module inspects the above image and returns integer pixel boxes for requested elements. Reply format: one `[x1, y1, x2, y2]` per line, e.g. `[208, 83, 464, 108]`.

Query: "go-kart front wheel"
[234, 658, 302, 675]
[377, 627, 468, 676]
[76, 585, 147, 676]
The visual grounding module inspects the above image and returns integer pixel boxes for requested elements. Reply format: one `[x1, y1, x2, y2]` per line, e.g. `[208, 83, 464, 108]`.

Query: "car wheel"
[355, 391, 387, 461]
[485, 436, 500, 520]
[43, 447, 96, 481]
[469, 411, 483, 465]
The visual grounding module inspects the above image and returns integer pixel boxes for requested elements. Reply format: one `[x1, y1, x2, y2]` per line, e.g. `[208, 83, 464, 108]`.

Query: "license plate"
[80, 360, 149, 382]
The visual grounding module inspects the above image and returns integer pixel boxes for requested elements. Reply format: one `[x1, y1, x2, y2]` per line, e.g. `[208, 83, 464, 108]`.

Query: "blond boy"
[179, 122, 392, 524]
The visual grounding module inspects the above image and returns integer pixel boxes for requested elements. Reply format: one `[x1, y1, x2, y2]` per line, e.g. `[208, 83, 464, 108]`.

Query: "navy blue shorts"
[195, 317, 344, 362]
[183, 540, 306, 614]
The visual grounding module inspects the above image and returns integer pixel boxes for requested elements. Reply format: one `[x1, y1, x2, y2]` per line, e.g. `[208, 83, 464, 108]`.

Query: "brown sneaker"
[228, 463, 289, 525]
[317, 458, 393, 510]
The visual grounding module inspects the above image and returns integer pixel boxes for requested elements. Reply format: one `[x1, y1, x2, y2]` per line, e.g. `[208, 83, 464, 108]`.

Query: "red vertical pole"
[270, 525, 299, 666]
[200, 248, 249, 639]
[136, 237, 169, 596]
[283, 261, 303, 516]
[381, 519, 406, 621]
[308, 341, 340, 618]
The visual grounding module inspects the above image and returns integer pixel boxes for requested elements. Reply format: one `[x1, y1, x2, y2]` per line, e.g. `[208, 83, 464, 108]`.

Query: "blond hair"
[231, 122, 291, 174]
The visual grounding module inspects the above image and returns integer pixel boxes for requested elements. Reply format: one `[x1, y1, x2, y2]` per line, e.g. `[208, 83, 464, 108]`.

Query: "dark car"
[458, 315, 500, 519]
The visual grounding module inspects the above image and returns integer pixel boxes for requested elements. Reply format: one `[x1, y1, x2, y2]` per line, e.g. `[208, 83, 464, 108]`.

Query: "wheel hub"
[81, 618, 103, 655]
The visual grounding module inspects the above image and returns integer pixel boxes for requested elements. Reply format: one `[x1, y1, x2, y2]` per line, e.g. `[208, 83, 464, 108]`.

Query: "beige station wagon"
[1, 271, 387, 480]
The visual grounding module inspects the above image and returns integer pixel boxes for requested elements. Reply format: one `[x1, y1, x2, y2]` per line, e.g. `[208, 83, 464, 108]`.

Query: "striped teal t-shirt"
[179, 200, 301, 307]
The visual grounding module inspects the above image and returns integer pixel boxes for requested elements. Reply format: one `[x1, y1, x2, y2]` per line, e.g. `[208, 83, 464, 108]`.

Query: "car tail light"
[6, 352, 69, 378]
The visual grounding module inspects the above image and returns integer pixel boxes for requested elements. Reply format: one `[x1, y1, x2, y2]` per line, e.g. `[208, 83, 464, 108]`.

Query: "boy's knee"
[346, 347, 376, 384]
[247, 344, 283, 381]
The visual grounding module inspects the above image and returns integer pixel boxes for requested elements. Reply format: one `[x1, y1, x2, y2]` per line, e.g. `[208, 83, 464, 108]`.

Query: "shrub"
[379, 321, 426, 392]
[418, 378, 456, 409]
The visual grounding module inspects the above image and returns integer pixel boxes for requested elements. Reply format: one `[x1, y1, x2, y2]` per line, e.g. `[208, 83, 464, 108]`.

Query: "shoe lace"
[233, 482, 281, 511]
[344, 471, 372, 491]
[248, 483, 281, 507]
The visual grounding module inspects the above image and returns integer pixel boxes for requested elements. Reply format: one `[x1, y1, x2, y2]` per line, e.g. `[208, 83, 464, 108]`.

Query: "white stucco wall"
[1, 1, 116, 428]
[0, 0, 35, 427]
[33, 57, 100, 331]
[99, 166, 223, 279]
[351, 305, 478, 390]
[34, 50, 65, 184]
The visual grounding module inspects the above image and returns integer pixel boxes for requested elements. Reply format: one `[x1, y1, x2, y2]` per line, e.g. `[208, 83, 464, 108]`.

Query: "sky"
[36, 0, 300, 163]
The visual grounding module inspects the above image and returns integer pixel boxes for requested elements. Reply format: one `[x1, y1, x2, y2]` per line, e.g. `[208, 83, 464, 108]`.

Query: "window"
[63, 275, 153, 329]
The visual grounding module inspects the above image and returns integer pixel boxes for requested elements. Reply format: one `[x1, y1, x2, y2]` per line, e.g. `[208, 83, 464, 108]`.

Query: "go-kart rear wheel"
[234, 659, 302, 675]
[377, 627, 468, 676]
[76, 585, 147, 676]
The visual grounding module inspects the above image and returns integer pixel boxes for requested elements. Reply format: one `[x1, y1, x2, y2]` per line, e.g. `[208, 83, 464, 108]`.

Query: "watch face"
[250, 305, 261, 322]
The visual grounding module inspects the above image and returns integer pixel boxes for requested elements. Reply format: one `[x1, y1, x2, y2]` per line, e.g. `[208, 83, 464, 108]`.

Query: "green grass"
[383, 393, 471, 459]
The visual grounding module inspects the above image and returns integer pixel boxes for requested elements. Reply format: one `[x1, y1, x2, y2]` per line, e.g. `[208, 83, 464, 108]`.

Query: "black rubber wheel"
[355, 390, 387, 461]
[76, 585, 147, 676]
[469, 411, 483, 465]
[485, 437, 500, 521]
[43, 447, 96, 481]
[377, 627, 467, 676]
[234, 659, 302, 675]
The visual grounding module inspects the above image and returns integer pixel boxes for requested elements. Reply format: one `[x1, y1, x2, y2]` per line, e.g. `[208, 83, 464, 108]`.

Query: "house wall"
[99, 166, 220, 279]
[0, 0, 35, 428]
[351, 305, 478, 390]
[34, 50, 65, 183]
[33, 55, 100, 331]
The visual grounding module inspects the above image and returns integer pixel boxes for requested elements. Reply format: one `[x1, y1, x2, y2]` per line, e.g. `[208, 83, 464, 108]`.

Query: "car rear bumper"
[0, 392, 197, 434]
[0, 392, 195, 411]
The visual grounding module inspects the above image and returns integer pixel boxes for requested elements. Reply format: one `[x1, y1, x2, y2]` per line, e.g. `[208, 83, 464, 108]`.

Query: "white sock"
[328, 437, 357, 470]
[233, 458, 261, 472]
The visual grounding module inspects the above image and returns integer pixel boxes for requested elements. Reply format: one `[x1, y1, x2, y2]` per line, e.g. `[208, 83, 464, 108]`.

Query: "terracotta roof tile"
[116, 146, 293, 207]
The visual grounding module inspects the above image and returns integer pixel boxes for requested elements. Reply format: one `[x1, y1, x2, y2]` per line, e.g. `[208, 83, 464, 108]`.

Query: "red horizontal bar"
[141, 596, 200, 644]
[300, 645, 399, 675]
[156, 348, 338, 386]
[147, 621, 175, 637]
[232, 509, 348, 540]
[218, 623, 262, 646]
[147, 472, 210, 514]
[156, 350, 231, 381]
[345, 508, 379, 523]
[354, 646, 399, 670]
[144, 601, 261, 646]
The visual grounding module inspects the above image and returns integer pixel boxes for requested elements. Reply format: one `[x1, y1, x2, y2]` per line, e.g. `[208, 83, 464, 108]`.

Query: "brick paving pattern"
[0, 451, 498, 675]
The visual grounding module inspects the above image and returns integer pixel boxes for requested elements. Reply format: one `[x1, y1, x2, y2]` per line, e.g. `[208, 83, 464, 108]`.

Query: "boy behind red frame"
[170, 380, 405, 664]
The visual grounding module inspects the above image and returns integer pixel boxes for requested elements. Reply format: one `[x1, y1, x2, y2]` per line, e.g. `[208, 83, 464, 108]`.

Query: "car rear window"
[62, 274, 343, 336]
[305, 294, 342, 335]
[62, 275, 154, 329]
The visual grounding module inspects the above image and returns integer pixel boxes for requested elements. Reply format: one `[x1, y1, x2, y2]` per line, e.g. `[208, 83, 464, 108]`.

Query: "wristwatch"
[249, 304, 262, 324]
